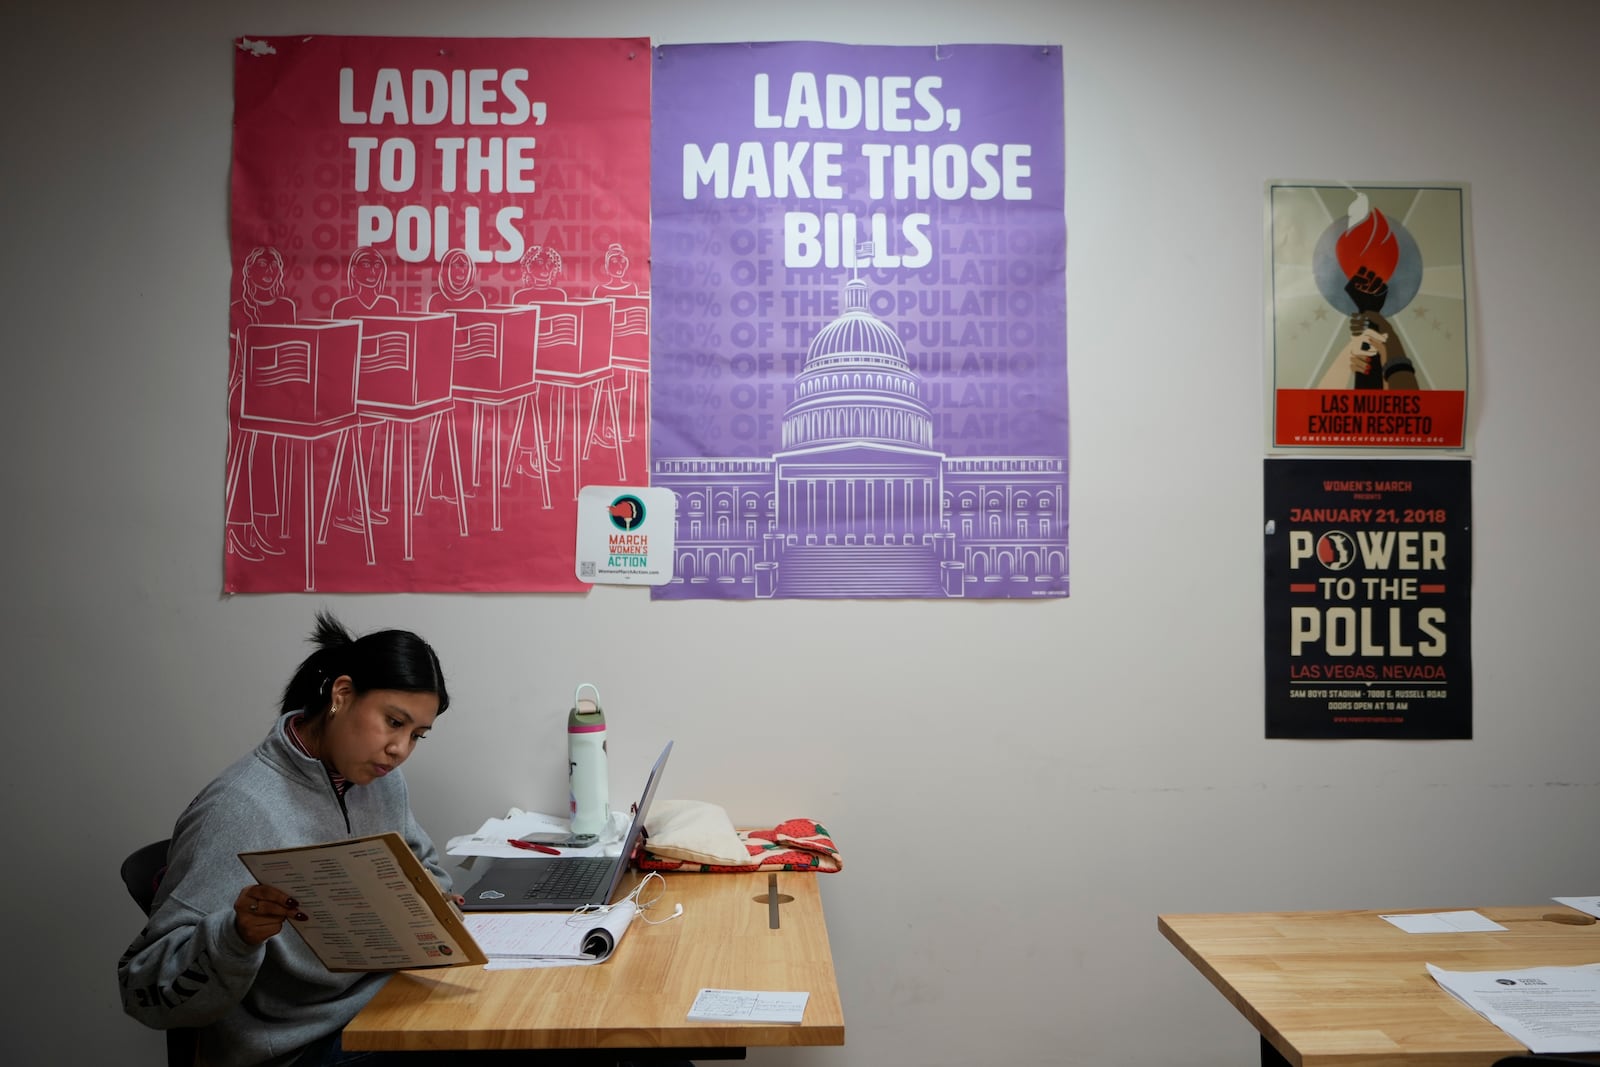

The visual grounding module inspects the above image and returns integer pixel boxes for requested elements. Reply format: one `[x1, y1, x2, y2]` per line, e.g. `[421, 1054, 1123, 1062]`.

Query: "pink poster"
[226, 36, 651, 592]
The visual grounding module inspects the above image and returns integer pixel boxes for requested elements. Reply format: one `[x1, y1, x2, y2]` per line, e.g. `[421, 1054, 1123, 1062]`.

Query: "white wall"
[5, 1, 1599, 1064]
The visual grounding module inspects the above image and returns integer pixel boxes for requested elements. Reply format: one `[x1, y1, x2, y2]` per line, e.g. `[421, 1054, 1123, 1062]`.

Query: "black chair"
[120, 839, 171, 914]
[120, 838, 197, 1067]
[1491, 1057, 1600, 1065]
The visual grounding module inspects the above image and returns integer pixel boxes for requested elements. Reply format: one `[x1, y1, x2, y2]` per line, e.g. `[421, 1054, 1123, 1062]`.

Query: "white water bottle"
[567, 683, 610, 836]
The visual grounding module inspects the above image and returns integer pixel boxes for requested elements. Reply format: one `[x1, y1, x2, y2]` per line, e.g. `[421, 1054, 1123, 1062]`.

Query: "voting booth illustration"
[449, 304, 549, 524]
[524, 298, 627, 497]
[351, 312, 454, 408]
[609, 293, 650, 442]
[240, 319, 359, 428]
[450, 305, 540, 392]
[350, 311, 464, 559]
[234, 319, 372, 589]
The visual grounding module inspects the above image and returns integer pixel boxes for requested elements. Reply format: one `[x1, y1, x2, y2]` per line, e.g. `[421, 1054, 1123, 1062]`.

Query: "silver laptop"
[460, 741, 672, 911]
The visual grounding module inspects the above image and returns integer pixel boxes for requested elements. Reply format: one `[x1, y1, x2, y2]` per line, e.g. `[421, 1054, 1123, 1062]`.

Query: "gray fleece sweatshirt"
[117, 713, 452, 1067]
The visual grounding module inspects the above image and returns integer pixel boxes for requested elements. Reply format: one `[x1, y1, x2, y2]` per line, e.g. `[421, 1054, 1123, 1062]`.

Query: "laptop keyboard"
[521, 858, 614, 901]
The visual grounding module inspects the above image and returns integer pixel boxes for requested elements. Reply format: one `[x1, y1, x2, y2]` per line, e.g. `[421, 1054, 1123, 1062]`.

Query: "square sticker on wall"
[574, 486, 676, 585]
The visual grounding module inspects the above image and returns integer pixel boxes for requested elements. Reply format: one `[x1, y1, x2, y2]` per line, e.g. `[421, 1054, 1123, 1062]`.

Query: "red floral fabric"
[639, 817, 841, 873]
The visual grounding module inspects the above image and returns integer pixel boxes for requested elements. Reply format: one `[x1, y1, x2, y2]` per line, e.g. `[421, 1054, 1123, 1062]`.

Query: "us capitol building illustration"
[652, 269, 1068, 598]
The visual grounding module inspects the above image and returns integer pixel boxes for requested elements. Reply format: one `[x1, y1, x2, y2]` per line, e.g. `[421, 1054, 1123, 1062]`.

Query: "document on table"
[1554, 897, 1600, 920]
[687, 988, 809, 1023]
[1381, 910, 1507, 933]
[464, 900, 636, 969]
[445, 809, 625, 859]
[1426, 961, 1600, 1053]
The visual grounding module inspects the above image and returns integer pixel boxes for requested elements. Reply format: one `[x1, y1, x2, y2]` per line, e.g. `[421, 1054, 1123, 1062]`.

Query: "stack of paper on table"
[464, 900, 637, 968]
[1427, 961, 1600, 1054]
[687, 988, 810, 1023]
[1554, 896, 1600, 920]
[446, 809, 629, 860]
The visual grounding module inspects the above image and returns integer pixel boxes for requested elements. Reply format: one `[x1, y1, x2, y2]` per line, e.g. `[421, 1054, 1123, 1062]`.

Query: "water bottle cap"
[569, 682, 605, 730]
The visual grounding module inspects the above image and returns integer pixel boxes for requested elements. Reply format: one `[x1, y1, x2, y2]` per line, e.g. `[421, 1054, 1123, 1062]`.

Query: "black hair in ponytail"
[278, 610, 449, 720]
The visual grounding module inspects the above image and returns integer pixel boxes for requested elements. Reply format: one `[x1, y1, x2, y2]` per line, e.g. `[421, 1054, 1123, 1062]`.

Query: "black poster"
[1264, 458, 1472, 739]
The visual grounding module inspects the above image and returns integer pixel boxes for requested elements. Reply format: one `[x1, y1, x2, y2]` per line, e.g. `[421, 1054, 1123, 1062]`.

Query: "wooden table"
[1159, 905, 1600, 1067]
[345, 871, 845, 1057]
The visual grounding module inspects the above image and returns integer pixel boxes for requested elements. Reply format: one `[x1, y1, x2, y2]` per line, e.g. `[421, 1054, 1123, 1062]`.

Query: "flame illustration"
[1336, 207, 1400, 286]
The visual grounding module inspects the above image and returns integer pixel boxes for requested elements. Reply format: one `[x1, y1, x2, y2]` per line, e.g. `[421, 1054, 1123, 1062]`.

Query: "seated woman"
[117, 612, 455, 1067]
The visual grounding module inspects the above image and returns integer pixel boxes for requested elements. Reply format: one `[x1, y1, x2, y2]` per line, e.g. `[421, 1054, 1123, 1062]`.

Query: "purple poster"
[650, 42, 1068, 600]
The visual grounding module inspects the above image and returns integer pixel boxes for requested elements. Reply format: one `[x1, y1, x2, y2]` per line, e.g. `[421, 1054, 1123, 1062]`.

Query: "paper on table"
[1427, 961, 1600, 1053]
[1381, 910, 1507, 933]
[445, 809, 629, 859]
[687, 989, 809, 1023]
[464, 900, 637, 969]
[1554, 897, 1600, 920]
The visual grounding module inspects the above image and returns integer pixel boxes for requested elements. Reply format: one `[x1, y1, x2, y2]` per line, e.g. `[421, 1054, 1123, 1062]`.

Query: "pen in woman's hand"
[507, 838, 560, 855]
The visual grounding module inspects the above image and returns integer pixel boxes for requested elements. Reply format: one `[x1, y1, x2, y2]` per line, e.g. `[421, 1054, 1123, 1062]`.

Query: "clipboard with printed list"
[239, 831, 487, 972]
